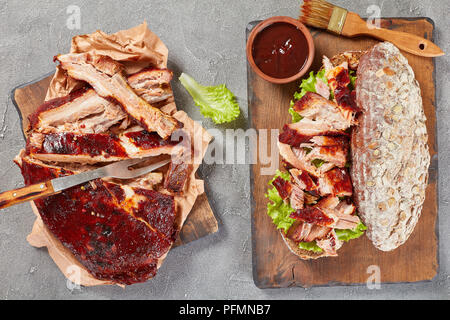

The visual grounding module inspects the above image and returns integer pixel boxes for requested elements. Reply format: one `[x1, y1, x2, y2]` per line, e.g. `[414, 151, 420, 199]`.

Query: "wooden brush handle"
[0, 181, 56, 210]
[342, 13, 444, 57]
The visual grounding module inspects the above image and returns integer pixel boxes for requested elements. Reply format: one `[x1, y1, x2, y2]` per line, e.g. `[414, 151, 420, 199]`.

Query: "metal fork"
[0, 158, 171, 210]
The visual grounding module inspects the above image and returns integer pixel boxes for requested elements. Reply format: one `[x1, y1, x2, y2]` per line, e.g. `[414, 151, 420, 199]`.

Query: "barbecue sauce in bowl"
[252, 22, 309, 79]
[246, 16, 314, 84]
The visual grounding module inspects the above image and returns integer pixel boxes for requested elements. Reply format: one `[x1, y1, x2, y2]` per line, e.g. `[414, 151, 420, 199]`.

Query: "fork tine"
[106, 159, 171, 179]
[125, 159, 171, 178]
[107, 158, 145, 169]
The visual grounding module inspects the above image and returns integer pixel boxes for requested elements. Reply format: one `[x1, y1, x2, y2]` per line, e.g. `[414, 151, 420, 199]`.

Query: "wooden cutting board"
[11, 74, 218, 248]
[248, 18, 439, 288]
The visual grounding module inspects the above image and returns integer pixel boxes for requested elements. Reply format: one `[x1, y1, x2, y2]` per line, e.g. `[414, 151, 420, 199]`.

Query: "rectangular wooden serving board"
[248, 18, 439, 288]
[11, 74, 218, 248]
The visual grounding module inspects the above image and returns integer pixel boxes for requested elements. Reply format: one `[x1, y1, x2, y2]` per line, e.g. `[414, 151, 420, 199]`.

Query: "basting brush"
[300, 0, 444, 57]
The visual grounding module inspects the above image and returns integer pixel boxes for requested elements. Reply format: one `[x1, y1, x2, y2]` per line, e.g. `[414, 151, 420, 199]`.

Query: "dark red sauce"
[38, 132, 128, 158]
[252, 22, 309, 79]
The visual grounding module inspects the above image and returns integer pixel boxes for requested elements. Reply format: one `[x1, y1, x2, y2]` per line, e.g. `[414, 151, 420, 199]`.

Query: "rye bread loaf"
[351, 42, 430, 251]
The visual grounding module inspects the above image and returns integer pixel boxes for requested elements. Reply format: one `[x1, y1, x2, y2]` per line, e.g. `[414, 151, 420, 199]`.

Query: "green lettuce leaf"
[179, 73, 240, 124]
[335, 222, 367, 242]
[265, 170, 295, 233]
[299, 241, 323, 253]
[349, 70, 357, 91]
[311, 159, 326, 168]
[289, 70, 329, 123]
[289, 105, 303, 123]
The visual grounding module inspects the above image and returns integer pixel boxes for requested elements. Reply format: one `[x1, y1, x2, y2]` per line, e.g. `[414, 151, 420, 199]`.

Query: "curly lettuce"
[335, 222, 367, 242]
[349, 70, 357, 91]
[179, 73, 240, 124]
[265, 170, 295, 233]
[299, 241, 323, 253]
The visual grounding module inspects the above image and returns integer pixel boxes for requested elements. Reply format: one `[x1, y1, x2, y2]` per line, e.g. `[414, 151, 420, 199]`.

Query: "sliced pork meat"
[315, 230, 341, 256]
[315, 195, 360, 230]
[309, 136, 349, 148]
[279, 142, 316, 176]
[27, 130, 181, 164]
[292, 92, 352, 130]
[290, 206, 335, 227]
[274, 55, 363, 257]
[304, 224, 332, 242]
[289, 184, 304, 210]
[298, 144, 348, 168]
[271, 176, 292, 200]
[55, 53, 180, 139]
[291, 203, 359, 231]
[164, 160, 192, 194]
[333, 213, 361, 230]
[316, 195, 340, 210]
[318, 167, 353, 197]
[279, 119, 348, 147]
[29, 88, 128, 134]
[335, 201, 356, 216]
[128, 68, 174, 105]
[304, 192, 320, 205]
[289, 169, 318, 192]
[286, 220, 313, 242]
[323, 56, 359, 123]
[314, 78, 330, 100]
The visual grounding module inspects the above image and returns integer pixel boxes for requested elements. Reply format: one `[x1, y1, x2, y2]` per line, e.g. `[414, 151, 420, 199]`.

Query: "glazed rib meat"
[323, 57, 359, 123]
[128, 68, 174, 105]
[27, 130, 181, 163]
[318, 168, 353, 197]
[55, 53, 180, 139]
[29, 88, 128, 134]
[279, 119, 348, 147]
[15, 152, 177, 285]
[292, 92, 352, 129]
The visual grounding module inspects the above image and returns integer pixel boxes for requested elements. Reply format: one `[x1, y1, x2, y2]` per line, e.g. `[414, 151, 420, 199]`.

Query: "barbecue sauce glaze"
[19, 159, 177, 285]
[252, 22, 309, 79]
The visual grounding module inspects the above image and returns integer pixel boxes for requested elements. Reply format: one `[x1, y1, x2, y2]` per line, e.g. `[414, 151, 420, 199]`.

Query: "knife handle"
[0, 181, 56, 210]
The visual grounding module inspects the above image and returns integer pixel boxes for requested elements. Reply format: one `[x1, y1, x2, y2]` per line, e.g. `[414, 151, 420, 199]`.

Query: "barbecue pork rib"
[26, 130, 182, 164]
[55, 53, 180, 139]
[29, 88, 128, 134]
[15, 152, 178, 285]
[128, 68, 174, 105]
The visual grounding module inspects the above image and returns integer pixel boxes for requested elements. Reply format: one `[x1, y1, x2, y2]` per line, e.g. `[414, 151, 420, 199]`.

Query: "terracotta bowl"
[246, 16, 315, 84]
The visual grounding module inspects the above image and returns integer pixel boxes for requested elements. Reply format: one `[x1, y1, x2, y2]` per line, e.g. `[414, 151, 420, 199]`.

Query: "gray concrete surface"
[0, 0, 448, 300]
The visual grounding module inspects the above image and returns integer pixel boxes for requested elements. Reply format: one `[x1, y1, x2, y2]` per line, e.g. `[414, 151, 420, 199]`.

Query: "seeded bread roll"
[351, 42, 430, 251]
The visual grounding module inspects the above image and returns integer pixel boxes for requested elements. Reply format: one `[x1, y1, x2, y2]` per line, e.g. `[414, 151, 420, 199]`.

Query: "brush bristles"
[300, 0, 334, 29]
